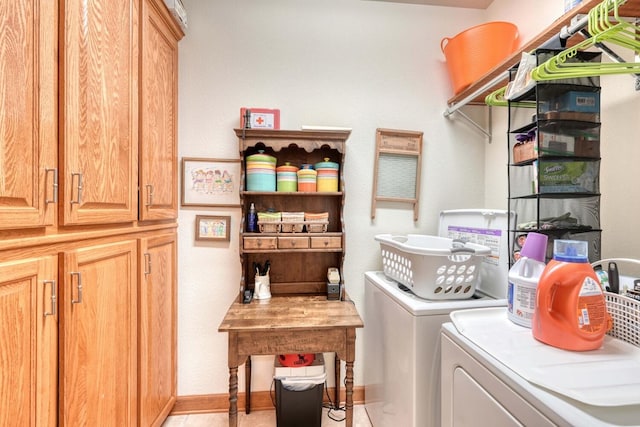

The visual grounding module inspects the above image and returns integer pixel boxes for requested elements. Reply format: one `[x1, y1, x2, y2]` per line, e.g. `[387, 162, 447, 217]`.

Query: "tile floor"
[162, 405, 372, 427]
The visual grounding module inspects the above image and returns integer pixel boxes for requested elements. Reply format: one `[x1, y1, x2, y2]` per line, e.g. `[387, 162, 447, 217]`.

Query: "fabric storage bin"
[281, 212, 305, 233]
[305, 212, 329, 233]
[257, 211, 281, 233]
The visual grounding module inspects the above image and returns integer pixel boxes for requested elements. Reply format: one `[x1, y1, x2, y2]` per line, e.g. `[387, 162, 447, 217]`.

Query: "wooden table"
[218, 295, 364, 427]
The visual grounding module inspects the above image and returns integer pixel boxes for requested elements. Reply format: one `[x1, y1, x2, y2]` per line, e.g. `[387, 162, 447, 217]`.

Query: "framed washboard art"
[371, 128, 423, 221]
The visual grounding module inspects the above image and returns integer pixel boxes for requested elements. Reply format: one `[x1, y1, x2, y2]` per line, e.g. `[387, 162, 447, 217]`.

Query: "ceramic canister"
[314, 158, 339, 192]
[297, 164, 317, 192]
[246, 151, 277, 191]
[276, 162, 298, 192]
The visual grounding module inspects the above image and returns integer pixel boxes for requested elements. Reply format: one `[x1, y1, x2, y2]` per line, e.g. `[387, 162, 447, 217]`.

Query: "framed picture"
[181, 158, 241, 207]
[195, 215, 231, 242]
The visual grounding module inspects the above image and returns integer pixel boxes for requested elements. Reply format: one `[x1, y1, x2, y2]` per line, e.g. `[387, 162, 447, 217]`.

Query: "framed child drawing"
[181, 157, 241, 207]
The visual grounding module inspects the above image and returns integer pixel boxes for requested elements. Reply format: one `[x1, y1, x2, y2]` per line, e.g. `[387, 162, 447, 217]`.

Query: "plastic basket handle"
[450, 239, 477, 254]
[440, 37, 450, 53]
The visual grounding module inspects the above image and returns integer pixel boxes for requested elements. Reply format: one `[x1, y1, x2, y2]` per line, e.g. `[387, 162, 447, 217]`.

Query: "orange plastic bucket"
[441, 21, 519, 95]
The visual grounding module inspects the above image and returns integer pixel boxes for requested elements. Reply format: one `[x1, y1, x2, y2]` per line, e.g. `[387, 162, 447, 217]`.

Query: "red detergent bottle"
[532, 240, 611, 351]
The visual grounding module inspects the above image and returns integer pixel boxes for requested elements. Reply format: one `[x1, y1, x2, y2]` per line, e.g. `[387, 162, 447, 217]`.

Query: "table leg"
[228, 366, 238, 427]
[345, 360, 354, 427]
[245, 356, 251, 414]
[334, 354, 340, 409]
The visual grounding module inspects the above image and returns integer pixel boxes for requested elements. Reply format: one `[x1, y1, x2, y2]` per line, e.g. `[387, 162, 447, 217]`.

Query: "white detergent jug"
[507, 232, 547, 328]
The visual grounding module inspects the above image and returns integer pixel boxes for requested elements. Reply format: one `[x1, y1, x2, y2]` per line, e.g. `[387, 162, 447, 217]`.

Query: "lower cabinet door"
[61, 240, 138, 426]
[139, 233, 177, 426]
[0, 256, 58, 427]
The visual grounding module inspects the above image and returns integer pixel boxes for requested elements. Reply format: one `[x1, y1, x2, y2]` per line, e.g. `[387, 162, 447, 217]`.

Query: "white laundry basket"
[375, 234, 491, 300]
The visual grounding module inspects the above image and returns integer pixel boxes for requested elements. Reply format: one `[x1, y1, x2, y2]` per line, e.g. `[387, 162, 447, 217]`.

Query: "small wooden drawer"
[277, 236, 310, 249]
[310, 236, 342, 249]
[244, 237, 277, 250]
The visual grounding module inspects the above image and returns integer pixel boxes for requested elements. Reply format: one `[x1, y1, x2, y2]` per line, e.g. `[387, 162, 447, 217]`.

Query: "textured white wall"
[177, 0, 488, 396]
[176, 0, 640, 399]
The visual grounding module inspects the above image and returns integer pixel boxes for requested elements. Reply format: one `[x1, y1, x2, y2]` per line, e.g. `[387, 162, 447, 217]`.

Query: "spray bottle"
[507, 232, 547, 328]
[532, 240, 611, 351]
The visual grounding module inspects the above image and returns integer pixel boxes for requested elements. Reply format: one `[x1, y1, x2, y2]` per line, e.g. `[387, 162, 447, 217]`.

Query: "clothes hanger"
[531, 0, 640, 80]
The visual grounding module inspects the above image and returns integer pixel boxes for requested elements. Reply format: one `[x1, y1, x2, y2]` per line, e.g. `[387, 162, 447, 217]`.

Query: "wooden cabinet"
[59, 0, 139, 225]
[0, 0, 181, 424]
[60, 239, 138, 426]
[139, 0, 183, 221]
[237, 129, 350, 298]
[138, 232, 177, 426]
[0, 256, 58, 427]
[0, 0, 57, 229]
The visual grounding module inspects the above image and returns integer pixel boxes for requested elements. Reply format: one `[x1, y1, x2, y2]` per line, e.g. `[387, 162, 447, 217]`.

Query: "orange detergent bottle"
[532, 240, 611, 351]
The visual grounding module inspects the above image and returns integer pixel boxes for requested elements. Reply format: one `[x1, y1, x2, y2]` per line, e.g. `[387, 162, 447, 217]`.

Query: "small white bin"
[375, 234, 491, 300]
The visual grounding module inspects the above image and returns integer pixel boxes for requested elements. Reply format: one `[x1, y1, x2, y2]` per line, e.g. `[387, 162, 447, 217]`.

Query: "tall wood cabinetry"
[0, 0, 57, 228]
[140, 0, 180, 221]
[0, 0, 183, 425]
[236, 129, 350, 299]
[0, 256, 58, 426]
[507, 49, 602, 264]
[138, 232, 178, 426]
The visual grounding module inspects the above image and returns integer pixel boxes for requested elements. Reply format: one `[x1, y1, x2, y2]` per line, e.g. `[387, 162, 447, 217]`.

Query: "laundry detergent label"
[577, 276, 606, 333]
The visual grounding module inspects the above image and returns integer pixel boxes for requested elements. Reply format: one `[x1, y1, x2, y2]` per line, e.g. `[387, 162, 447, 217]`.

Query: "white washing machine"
[364, 209, 514, 427]
[441, 309, 640, 426]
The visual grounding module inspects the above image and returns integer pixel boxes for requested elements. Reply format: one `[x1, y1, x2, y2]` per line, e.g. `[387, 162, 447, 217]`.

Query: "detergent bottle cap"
[519, 232, 548, 263]
[553, 239, 588, 263]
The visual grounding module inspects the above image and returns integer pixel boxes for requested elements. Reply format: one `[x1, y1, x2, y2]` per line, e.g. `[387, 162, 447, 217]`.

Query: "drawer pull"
[145, 184, 154, 207]
[70, 272, 83, 304]
[45, 168, 58, 204]
[43, 280, 57, 317]
[70, 172, 83, 205]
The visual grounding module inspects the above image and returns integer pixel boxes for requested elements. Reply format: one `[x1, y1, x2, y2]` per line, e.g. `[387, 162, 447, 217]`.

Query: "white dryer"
[441, 309, 640, 426]
[364, 209, 514, 427]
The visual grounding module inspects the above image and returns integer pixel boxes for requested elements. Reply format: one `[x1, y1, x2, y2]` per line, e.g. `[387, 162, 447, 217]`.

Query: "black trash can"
[274, 353, 325, 427]
[275, 378, 324, 427]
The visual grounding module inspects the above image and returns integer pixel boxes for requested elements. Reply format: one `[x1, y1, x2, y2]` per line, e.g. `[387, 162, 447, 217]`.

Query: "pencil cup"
[254, 274, 271, 300]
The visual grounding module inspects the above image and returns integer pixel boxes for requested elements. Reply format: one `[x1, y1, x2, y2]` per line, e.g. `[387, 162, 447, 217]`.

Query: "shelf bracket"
[443, 70, 509, 141]
[450, 107, 492, 140]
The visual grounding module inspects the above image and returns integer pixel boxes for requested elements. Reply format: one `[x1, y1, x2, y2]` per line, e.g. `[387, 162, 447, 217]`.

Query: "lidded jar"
[276, 162, 299, 192]
[314, 158, 339, 192]
[245, 151, 277, 191]
[297, 164, 317, 192]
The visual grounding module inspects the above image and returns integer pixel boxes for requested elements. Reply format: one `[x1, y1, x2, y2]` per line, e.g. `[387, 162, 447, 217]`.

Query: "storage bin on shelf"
[441, 21, 519, 95]
[257, 211, 281, 233]
[375, 234, 491, 300]
[281, 212, 305, 233]
[304, 212, 329, 233]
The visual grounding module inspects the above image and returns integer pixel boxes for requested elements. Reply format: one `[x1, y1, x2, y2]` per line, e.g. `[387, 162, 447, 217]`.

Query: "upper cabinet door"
[139, 0, 182, 221]
[0, 0, 57, 229]
[59, 0, 139, 225]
